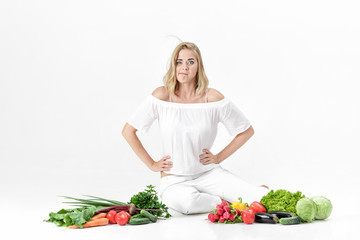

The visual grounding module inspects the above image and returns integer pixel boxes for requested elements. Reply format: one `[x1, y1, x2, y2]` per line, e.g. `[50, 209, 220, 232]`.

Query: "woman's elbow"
[122, 123, 137, 138]
[248, 126, 255, 137]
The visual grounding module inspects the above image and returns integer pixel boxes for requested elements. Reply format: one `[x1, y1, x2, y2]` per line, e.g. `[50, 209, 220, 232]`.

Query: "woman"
[122, 42, 268, 214]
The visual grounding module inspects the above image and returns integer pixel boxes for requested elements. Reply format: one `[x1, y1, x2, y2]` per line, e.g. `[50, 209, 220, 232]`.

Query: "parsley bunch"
[128, 185, 171, 218]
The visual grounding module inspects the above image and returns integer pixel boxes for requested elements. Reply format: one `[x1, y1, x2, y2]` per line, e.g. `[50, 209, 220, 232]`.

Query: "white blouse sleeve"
[219, 100, 251, 137]
[127, 96, 158, 133]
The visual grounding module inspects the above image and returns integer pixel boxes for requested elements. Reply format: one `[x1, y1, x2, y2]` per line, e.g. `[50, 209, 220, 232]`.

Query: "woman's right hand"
[150, 155, 173, 172]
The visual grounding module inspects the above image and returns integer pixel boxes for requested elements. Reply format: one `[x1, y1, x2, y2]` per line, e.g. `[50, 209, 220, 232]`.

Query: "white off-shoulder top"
[127, 95, 251, 175]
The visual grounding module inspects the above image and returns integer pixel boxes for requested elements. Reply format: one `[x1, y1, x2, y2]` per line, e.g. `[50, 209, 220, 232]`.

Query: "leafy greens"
[128, 185, 171, 218]
[44, 206, 96, 228]
[260, 189, 305, 213]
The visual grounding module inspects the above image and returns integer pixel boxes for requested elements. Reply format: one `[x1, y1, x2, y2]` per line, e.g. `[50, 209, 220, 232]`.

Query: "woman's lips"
[179, 73, 188, 75]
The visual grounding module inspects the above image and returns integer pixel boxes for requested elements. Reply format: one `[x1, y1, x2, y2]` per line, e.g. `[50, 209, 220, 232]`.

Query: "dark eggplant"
[255, 213, 279, 224]
[268, 211, 294, 219]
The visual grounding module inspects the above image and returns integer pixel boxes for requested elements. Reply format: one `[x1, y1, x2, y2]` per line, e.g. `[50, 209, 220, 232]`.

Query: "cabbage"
[296, 198, 317, 222]
[311, 196, 332, 220]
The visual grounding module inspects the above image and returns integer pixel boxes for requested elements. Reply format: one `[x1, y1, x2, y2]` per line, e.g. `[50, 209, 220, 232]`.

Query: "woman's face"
[175, 49, 198, 85]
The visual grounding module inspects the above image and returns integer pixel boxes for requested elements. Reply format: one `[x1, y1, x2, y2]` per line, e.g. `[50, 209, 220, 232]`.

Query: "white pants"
[158, 166, 269, 215]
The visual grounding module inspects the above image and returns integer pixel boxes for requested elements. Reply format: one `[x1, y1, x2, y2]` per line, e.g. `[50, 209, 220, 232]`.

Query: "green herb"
[260, 189, 305, 213]
[128, 185, 171, 218]
[61, 195, 128, 208]
[44, 206, 97, 228]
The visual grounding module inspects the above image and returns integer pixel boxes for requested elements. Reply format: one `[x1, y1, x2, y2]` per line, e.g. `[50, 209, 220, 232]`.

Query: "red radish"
[228, 213, 236, 222]
[208, 213, 217, 223]
[242, 210, 255, 224]
[219, 216, 225, 223]
[216, 204, 223, 209]
[223, 211, 230, 220]
[213, 214, 220, 221]
[223, 205, 231, 213]
[106, 210, 117, 224]
[235, 208, 241, 215]
[216, 208, 224, 216]
[221, 201, 229, 207]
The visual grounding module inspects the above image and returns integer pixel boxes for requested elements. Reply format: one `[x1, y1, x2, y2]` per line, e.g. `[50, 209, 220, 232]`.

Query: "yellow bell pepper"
[231, 197, 248, 211]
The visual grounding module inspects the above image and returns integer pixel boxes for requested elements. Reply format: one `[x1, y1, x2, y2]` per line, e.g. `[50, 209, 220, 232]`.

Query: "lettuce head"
[311, 196, 332, 220]
[296, 198, 317, 222]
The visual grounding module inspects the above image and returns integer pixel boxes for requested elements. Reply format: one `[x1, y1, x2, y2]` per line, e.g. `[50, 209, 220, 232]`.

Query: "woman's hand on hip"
[199, 149, 220, 165]
[150, 155, 173, 172]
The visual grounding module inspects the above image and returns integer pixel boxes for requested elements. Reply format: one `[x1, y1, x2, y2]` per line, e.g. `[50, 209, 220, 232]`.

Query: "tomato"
[115, 211, 130, 226]
[242, 210, 255, 224]
[106, 210, 117, 224]
[249, 201, 266, 213]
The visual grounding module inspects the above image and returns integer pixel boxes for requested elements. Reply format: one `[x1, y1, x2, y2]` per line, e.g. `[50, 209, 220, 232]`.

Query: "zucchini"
[128, 217, 151, 225]
[268, 211, 294, 219]
[140, 210, 158, 223]
[255, 213, 279, 224]
[279, 216, 301, 225]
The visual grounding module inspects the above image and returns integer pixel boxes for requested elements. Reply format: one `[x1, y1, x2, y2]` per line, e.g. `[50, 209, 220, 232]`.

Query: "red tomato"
[106, 210, 117, 224]
[115, 211, 130, 226]
[249, 201, 266, 213]
[242, 210, 255, 224]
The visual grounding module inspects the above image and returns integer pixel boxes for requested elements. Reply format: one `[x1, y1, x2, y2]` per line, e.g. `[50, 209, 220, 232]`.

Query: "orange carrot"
[91, 213, 107, 221]
[68, 218, 109, 229]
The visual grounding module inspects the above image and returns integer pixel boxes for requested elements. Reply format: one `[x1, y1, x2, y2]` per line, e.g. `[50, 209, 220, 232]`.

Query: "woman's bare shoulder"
[207, 88, 225, 102]
[152, 86, 169, 101]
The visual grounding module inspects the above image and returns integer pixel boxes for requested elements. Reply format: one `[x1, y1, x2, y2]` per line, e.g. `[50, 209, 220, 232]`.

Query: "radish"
[219, 216, 225, 223]
[208, 213, 218, 223]
[223, 205, 231, 213]
[221, 201, 229, 207]
[216, 207, 224, 216]
[223, 211, 230, 220]
[228, 213, 236, 222]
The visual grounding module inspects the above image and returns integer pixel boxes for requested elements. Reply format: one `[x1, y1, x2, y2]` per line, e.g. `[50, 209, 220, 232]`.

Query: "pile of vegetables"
[207, 189, 333, 226]
[45, 185, 171, 229]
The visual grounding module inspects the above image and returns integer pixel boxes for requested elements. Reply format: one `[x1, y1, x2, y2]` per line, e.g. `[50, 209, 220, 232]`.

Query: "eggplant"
[268, 211, 294, 219]
[255, 213, 279, 224]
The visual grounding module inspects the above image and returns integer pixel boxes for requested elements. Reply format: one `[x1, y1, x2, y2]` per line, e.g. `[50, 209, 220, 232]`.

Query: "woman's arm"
[121, 123, 172, 171]
[200, 126, 255, 165]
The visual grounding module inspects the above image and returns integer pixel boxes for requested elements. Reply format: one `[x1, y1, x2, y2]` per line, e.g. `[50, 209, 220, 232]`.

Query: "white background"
[1, 0, 359, 239]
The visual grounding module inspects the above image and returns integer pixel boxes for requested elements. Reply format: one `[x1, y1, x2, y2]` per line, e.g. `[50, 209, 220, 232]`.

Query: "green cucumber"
[140, 210, 158, 222]
[128, 217, 151, 225]
[279, 216, 301, 225]
[130, 214, 144, 220]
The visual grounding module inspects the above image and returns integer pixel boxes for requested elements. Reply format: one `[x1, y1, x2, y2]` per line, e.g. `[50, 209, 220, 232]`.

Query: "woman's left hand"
[199, 149, 220, 165]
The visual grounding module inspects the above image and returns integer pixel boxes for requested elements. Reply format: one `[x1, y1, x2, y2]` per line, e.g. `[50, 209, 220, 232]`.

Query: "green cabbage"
[311, 196, 332, 220]
[296, 198, 317, 222]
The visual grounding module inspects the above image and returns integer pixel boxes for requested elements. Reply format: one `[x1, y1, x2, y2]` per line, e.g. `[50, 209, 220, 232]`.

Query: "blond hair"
[163, 42, 209, 97]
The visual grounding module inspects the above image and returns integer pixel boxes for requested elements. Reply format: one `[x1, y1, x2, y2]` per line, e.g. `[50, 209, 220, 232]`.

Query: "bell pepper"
[231, 197, 248, 211]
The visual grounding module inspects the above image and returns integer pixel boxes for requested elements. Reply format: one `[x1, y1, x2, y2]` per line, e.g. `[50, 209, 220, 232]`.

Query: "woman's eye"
[176, 61, 182, 65]
[188, 60, 194, 65]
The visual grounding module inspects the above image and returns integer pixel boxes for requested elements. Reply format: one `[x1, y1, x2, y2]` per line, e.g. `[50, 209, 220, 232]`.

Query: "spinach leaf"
[45, 206, 96, 228]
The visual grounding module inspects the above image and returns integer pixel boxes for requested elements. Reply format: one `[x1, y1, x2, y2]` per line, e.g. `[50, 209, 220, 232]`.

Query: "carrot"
[91, 213, 107, 221]
[68, 218, 109, 229]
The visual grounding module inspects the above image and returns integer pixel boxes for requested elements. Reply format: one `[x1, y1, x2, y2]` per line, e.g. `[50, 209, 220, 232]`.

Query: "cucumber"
[130, 214, 144, 220]
[128, 217, 151, 225]
[279, 216, 301, 225]
[140, 210, 158, 223]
